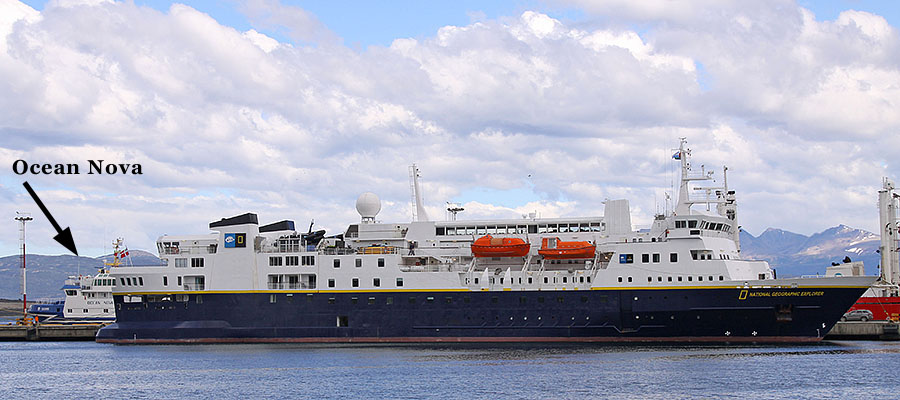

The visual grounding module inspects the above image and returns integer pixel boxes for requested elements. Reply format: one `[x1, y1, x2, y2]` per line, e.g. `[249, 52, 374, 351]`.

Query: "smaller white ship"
[28, 239, 129, 322]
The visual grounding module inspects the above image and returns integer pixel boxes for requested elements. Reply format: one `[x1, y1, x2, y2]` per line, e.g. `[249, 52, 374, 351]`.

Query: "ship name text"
[13, 160, 143, 175]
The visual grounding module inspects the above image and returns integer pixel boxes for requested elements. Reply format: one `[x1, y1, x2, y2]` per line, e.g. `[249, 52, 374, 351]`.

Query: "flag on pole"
[672, 151, 681, 160]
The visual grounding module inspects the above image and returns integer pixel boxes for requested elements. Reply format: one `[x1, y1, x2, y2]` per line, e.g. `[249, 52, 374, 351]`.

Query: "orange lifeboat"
[471, 235, 530, 258]
[538, 237, 596, 259]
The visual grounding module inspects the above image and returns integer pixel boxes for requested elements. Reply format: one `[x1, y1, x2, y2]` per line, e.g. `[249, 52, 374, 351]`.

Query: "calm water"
[1, 340, 898, 399]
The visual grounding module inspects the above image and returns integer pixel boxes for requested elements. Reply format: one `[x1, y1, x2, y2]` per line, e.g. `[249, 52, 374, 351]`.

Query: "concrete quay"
[826, 321, 900, 341]
[0, 323, 106, 341]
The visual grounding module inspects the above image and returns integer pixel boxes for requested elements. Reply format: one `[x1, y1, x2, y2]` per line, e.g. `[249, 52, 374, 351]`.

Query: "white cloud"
[0, 1, 898, 256]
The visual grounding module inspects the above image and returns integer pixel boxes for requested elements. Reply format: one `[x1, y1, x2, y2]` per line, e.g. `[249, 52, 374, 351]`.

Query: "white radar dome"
[356, 192, 381, 222]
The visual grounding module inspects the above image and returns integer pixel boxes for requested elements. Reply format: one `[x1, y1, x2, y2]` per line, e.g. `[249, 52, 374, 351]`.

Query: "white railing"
[163, 246, 214, 255]
[267, 282, 316, 290]
[183, 283, 205, 291]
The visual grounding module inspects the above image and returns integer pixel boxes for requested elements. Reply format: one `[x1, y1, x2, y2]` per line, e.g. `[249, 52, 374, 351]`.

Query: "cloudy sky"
[1, 0, 899, 257]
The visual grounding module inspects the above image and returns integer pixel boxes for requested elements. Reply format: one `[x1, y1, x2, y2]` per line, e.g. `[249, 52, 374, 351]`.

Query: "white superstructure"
[110, 139, 828, 298]
[60, 270, 115, 320]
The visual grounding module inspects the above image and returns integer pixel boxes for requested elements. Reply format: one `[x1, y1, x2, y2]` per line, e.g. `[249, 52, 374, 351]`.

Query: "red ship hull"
[848, 296, 900, 321]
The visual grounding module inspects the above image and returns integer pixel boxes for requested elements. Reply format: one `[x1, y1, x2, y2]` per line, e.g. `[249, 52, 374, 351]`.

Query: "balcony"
[183, 283, 205, 291]
[266, 282, 316, 290]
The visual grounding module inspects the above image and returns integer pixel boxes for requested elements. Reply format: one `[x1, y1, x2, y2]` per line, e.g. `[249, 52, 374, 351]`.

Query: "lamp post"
[15, 212, 33, 318]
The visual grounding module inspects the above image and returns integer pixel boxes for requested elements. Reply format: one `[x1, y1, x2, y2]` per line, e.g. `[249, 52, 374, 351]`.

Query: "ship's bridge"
[667, 214, 734, 240]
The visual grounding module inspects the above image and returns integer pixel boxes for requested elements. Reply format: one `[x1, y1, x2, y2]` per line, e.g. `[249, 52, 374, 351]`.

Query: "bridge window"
[642, 254, 649, 263]
[670, 253, 678, 263]
[191, 258, 204, 268]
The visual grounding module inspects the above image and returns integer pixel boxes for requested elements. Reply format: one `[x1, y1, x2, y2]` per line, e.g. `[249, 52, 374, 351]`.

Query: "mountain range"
[0, 225, 885, 299]
[0, 250, 163, 301]
[739, 224, 881, 277]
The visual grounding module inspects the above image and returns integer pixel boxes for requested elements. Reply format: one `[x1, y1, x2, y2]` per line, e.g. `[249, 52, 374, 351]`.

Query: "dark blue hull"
[28, 302, 64, 320]
[97, 286, 867, 343]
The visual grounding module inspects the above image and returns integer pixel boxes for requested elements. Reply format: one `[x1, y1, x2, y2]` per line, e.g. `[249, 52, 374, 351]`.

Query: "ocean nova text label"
[12, 160, 143, 175]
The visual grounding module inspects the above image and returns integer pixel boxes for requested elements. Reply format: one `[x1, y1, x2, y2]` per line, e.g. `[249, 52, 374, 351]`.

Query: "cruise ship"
[28, 239, 127, 322]
[97, 139, 875, 343]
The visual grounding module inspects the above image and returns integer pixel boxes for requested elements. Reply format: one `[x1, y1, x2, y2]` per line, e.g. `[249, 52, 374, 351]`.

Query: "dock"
[826, 321, 900, 341]
[0, 323, 107, 341]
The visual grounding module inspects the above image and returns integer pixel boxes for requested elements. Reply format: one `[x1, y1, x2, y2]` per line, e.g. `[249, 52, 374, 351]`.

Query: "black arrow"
[22, 181, 78, 256]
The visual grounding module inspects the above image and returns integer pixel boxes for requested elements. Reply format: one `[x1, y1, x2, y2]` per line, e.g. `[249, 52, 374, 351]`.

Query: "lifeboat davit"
[538, 237, 596, 259]
[471, 235, 530, 258]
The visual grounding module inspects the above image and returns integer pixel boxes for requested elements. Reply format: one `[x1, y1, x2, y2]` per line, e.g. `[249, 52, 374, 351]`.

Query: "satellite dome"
[356, 192, 381, 222]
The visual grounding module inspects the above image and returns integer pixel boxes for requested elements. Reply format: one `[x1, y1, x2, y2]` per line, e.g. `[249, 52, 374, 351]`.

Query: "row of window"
[673, 220, 732, 233]
[624, 251, 734, 263]
[120, 276, 144, 286]
[68, 308, 110, 314]
[617, 275, 725, 283]
[325, 277, 403, 288]
[331, 258, 386, 268]
[463, 275, 593, 286]
[92, 279, 114, 286]
[174, 257, 205, 268]
[436, 222, 602, 236]
[268, 256, 316, 266]
[620, 252, 678, 264]
[267, 274, 316, 289]
[266, 294, 600, 306]
[161, 275, 201, 288]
